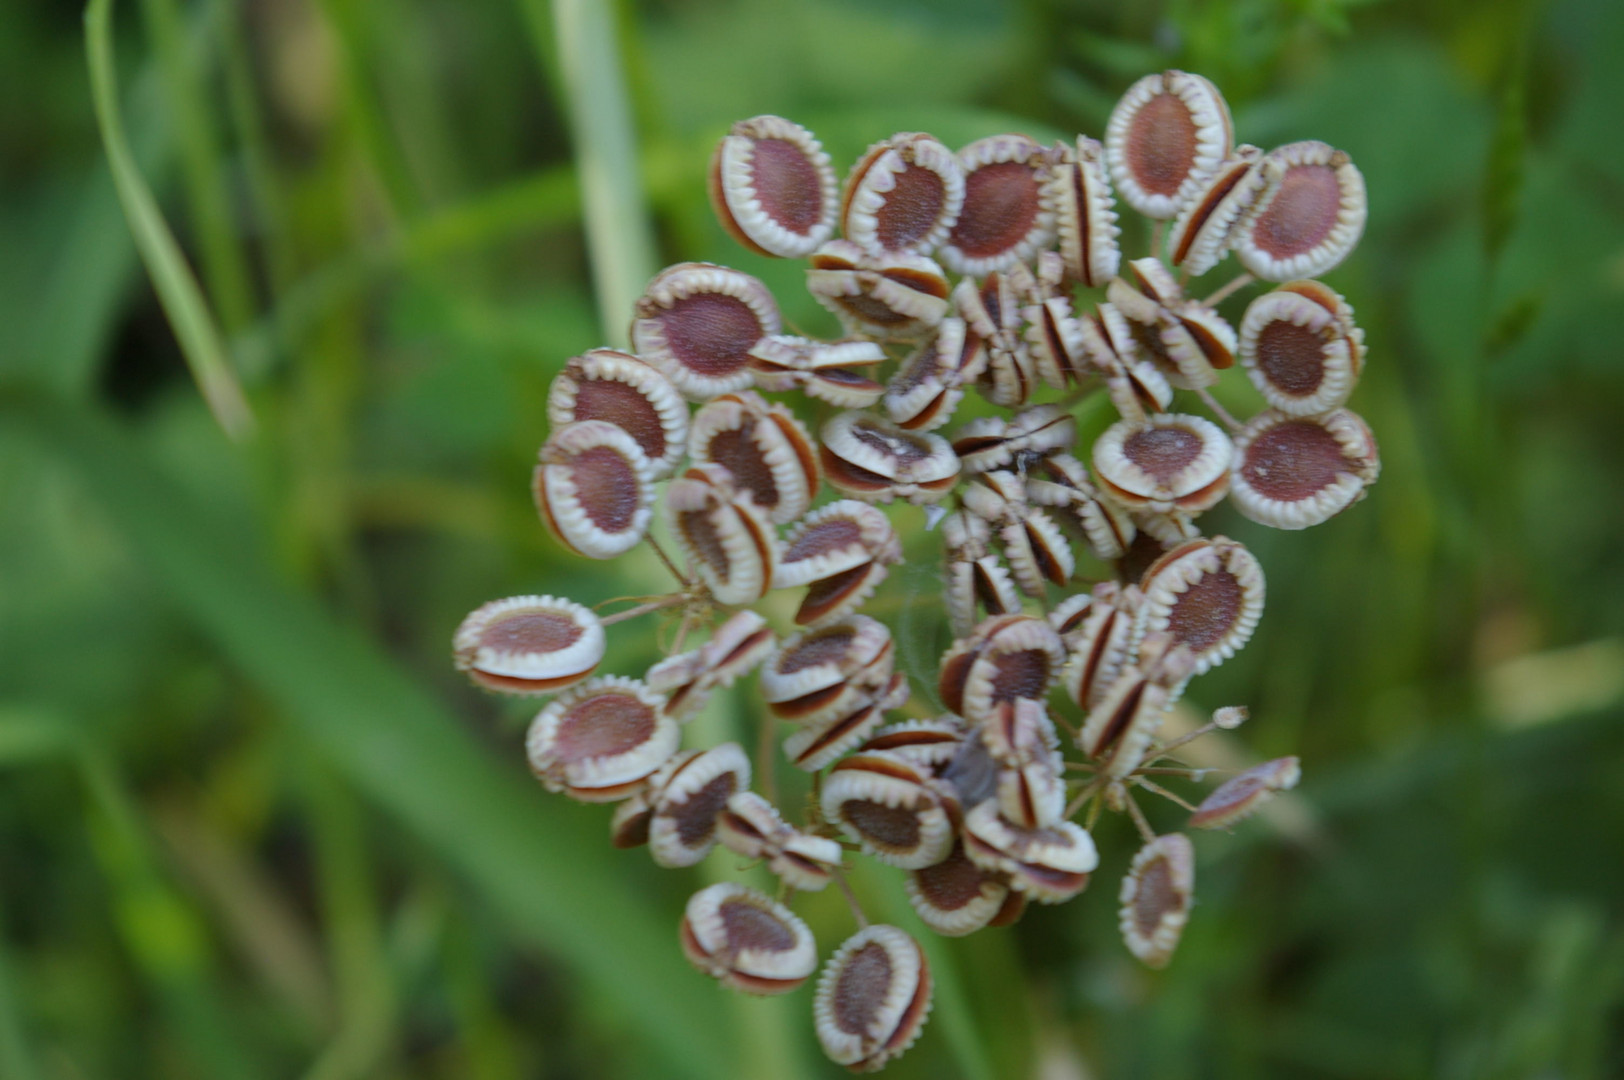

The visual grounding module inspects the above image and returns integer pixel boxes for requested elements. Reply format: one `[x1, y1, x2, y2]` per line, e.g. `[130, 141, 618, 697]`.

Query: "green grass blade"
[0, 895, 43, 1080]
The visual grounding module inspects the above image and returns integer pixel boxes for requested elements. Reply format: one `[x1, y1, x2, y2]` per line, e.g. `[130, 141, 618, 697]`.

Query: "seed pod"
[939, 134, 1057, 277]
[1166, 145, 1268, 277]
[1048, 592, 1094, 637]
[821, 752, 955, 869]
[1190, 756, 1300, 830]
[1105, 70, 1233, 220]
[807, 241, 951, 341]
[632, 263, 781, 401]
[977, 696, 1060, 769]
[760, 615, 895, 726]
[1234, 141, 1366, 282]
[1049, 135, 1122, 288]
[961, 801, 1098, 903]
[689, 390, 819, 524]
[1212, 705, 1250, 730]
[1083, 302, 1174, 422]
[906, 841, 1012, 937]
[772, 832, 845, 892]
[609, 785, 654, 848]
[938, 614, 1066, 724]
[814, 925, 933, 1071]
[534, 420, 656, 559]
[783, 671, 908, 771]
[946, 553, 1023, 638]
[884, 317, 978, 432]
[1229, 407, 1380, 529]
[996, 758, 1067, 829]
[951, 403, 1077, 476]
[858, 716, 968, 773]
[646, 609, 775, 720]
[1026, 453, 1137, 561]
[1135, 536, 1265, 675]
[525, 676, 679, 802]
[1024, 296, 1091, 389]
[820, 411, 961, 505]
[775, 501, 898, 588]
[1000, 504, 1075, 597]
[1078, 635, 1197, 781]
[665, 463, 780, 605]
[1092, 413, 1233, 515]
[681, 883, 818, 995]
[1164, 301, 1238, 374]
[1062, 581, 1142, 710]
[716, 790, 791, 861]
[547, 349, 688, 478]
[649, 742, 752, 867]
[956, 272, 1036, 409]
[1119, 833, 1195, 968]
[709, 115, 838, 259]
[453, 595, 605, 695]
[1238, 282, 1363, 415]
[842, 132, 966, 256]
[748, 335, 888, 407]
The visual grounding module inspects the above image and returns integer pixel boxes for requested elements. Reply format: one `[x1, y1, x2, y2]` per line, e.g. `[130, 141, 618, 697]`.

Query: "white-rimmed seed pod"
[1025, 295, 1091, 389]
[1164, 300, 1238, 374]
[680, 883, 818, 994]
[715, 791, 791, 861]
[782, 672, 908, 772]
[688, 390, 819, 524]
[632, 263, 781, 400]
[814, 925, 933, 1071]
[951, 403, 1077, 476]
[956, 272, 1036, 409]
[525, 677, 679, 802]
[1238, 282, 1363, 415]
[1190, 756, 1300, 830]
[759, 615, 895, 726]
[547, 349, 688, 478]
[821, 753, 955, 869]
[1119, 833, 1195, 968]
[649, 742, 752, 868]
[1092, 413, 1233, 514]
[883, 317, 978, 432]
[747, 335, 888, 408]
[1166, 145, 1267, 277]
[609, 784, 655, 848]
[1078, 635, 1197, 781]
[453, 595, 605, 695]
[646, 609, 775, 720]
[1229, 407, 1380, 529]
[1135, 536, 1265, 675]
[961, 801, 1097, 903]
[775, 500, 901, 627]
[773, 832, 845, 892]
[1105, 70, 1233, 220]
[841, 133, 965, 256]
[1026, 453, 1137, 560]
[1083, 302, 1174, 422]
[995, 758, 1067, 830]
[1049, 135, 1121, 287]
[859, 716, 968, 773]
[1048, 592, 1094, 637]
[937, 614, 1066, 725]
[1233, 141, 1366, 281]
[820, 411, 960, 505]
[534, 420, 656, 559]
[709, 115, 838, 259]
[977, 696, 1060, 769]
[943, 511, 1022, 637]
[807, 241, 951, 341]
[963, 471, 1075, 597]
[906, 841, 1011, 937]
[939, 134, 1056, 276]
[1062, 581, 1143, 710]
[665, 463, 780, 605]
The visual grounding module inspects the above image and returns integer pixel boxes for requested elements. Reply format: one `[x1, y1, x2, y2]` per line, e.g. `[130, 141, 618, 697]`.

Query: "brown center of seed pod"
[846, 800, 922, 849]
[852, 426, 930, 466]
[707, 423, 780, 509]
[1243, 421, 1350, 501]
[1123, 427, 1203, 483]
[781, 627, 856, 674]
[752, 138, 824, 233]
[571, 447, 641, 532]
[481, 611, 582, 654]
[675, 774, 737, 846]
[878, 166, 947, 252]
[719, 899, 796, 952]
[785, 519, 864, 563]
[1166, 570, 1242, 652]
[1256, 319, 1329, 395]
[661, 294, 763, 375]
[835, 943, 894, 1035]
[1252, 165, 1340, 258]
[679, 509, 731, 575]
[950, 162, 1040, 258]
[1133, 856, 1178, 937]
[573, 380, 666, 461]
[837, 290, 914, 328]
[989, 650, 1051, 703]
[555, 694, 656, 762]
[1127, 94, 1198, 196]
[915, 848, 984, 910]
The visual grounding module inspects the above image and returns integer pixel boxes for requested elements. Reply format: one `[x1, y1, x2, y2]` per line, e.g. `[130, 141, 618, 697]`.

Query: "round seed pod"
[1165, 301, 1238, 373]
[1190, 756, 1300, 830]
[858, 716, 968, 773]
[884, 317, 975, 432]
[680, 883, 818, 995]
[534, 420, 655, 559]
[1078, 636, 1197, 781]
[1135, 537, 1265, 675]
[955, 272, 1036, 409]
[995, 758, 1067, 830]
[1092, 413, 1233, 514]
[709, 115, 838, 259]
[1026, 453, 1137, 561]
[632, 263, 781, 401]
[774, 500, 898, 588]
[759, 615, 895, 726]
[1234, 141, 1366, 282]
[821, 753, 955, 870]
[1229, 407, 1380, 529]
[961, 801, 1097, 903]
[1024, 296, 1090, 389]
[547, 349, 688, 478]
[1049, 135, 1121, 288]
[649, 741, 752, 868]
[1105, 70, 1233, 220]
[716, 790, 791, 861]
[747, 335, 888, 408]
[820, 411, 960, 505]
[609, 785, 654, 848]
[453, 595, 605, 696]
[1086, 302, 1174, 422]
[906, 841, 1011, 937]
[977, 696, 1060, 769]
[525, 676, 679, 802]
[1166, 145, 1267, 277]
[782, 675, 906, 772]
[1062, 581, 1143, 711]
[939, 134, 1057, 277]
[807, 242, 951, 341]
[951, 404, 1077, 476]
[1119, 833, 1195, 968]
[814, 925, 933, 1071]
[665, 463, 780, 605]
[1237, 283, 1363, 415]
[938, 614, 1066, 725]
[689, 390, 819, 524]
[773, 832, 845, 892]
[946, 554, 1023, 638]
[841, 132, 966, 257]
[646, 609, 775, 720]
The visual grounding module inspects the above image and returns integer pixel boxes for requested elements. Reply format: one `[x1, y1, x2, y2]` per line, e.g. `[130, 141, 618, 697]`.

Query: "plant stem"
[1203, 272, 1254, 307]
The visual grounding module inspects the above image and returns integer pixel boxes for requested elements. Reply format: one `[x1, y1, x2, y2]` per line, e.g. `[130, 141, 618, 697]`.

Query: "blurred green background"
[2, 0, 1622, 1076]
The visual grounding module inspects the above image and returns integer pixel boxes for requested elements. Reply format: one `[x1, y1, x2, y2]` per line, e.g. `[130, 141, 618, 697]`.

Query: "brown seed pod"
[1078, 635, 1197, 781]
[939, 134, 1057, 277]
[956, 272, 1036, 409]
[688, 390, 819, 524]
[773, 832, 846, 892]
[1135, 536, 1265, 675]
[1190, 756, 1300, 830]
[841, 132, 966, 257]
[747, 335, 888, 408]
[938, 614, 1066, 725]
[1024, 296, 1091, 390]
[1110, 263, 1230, 389]
[1105, 70, 1233, 220]
[1119, 833, 1195, 968]
[1165, 301, 1238, 374]
[820, 411, 961, 505]
[649, 741, 752, 867]
[884, 317, 977, 432]
[1229, 407, 1380, 529]
[807, 241, 952, 341]
[1061, 581, 1143, 711]
[977, 696, 1061, 769]
[774, 500, 898, 588]
[1234, 141, 1367, 282]
[783, 672, 908, 772]
[1092, 413, 1233, 514]
[713, 791, 844, 891]
[646, 609, 775, 720]
[951, 403, 1077, 476]
[1047, 592, 1094, 637]
[821, 753, 955, 869]
[760, 615, 895, 725]
[961, 801, 1098, 903]
[1083, 302, 1174, 423]
[680, 882, 818, 995]
[709, 115, 838, 259]
[534, 420, 656, 559]
[995, 758, 1068, 830]
[525, 676, 679, 802]
[632, 263, 781, 401]
[1238, 283, 1363, 415]
[547, 349, 688, 479]
[858, 716, 969, 773]
[1166, 145, 1268, 277]
[1048, 135, 1122, 288]
[609, 785, 655, 848]
[943, 511, 1022, 636]
[453, 595, 605, 696]
[962, 471, 1075, 597]
[1025, 453, 1138, 561]
[906, 840, 1012, 937]
[665, 463, 780, 605]
[814, 925, 933, 1071]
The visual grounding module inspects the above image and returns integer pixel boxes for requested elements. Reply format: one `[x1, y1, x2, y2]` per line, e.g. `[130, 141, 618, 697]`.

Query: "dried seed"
[995, 758, 1067, 829]
[905, 841, 1011, 937]
[858, 716, 968, 773]
[1135, 536, 1265, 675]
[946, 554, 1023, 638]
[759, 615, 895, 726]
[609, 786, 654, 848]
[1119, 833, 1194, 968]
[1048, 135, 1122, 288]
[665, 463, 780, 604]
[841, 132, 965, 256]
[771, 831, 844, 892]
[821, 753, 955, 869]
[883, 317, 974, 432]
[547, 349, 688, 478]
[534, 420, 656, 559]
[820, 411, 961, 505]
[782, 677, 906, 772]
[710, 115, 838, 258]
[525, 676, 679, 802]
[1190, 756, 1300, 830]
[1166, 145, 1267, 277]
[1084, 301, 1174, 422]
[632, 263, 781, 400]
[681, 882, 818, 994]
[774, 500, 899, 588]
[1092, 413, 1233, 514]
[1234, 141, 1367, 282]
[1061, 581, 1143, 710]
[951, 403, 1077, 476]
[649, 741, 752, 867]
[1078, 635, 1196, 780]
[1228, 407, 1380, 529]
[748, 335, 888, 407]
[1024, 295, 1091, 389]
[1025, 453, 1138, 561]
[977, 696, 1061, 769]
[940, 134, 1057, 276]
[689, 390, 819, 524]
[806, 241, 951, 341]
[813, 925, 933, 1071]
[938, 614, 1066, 725]
[1105, 70, 1233, 220]
[961, 801, 1098, 903]
[1238, 283, 1363, 415]
[645, 609, 775, 720]
[453, 595, 605, 696]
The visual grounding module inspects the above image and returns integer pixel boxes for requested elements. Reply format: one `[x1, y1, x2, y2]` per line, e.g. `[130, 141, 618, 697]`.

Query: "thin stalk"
[1194, 386, 1243, 432]
[832, 870, 870, 930]
[1151, 722, 1218, 759]
[1202, 272, 1254, 308]
[600, 594, 687, 625]
[646, 534, 690, 585]
[1123, 789, 1157, 842]
[1132, 777, 1198, 813]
